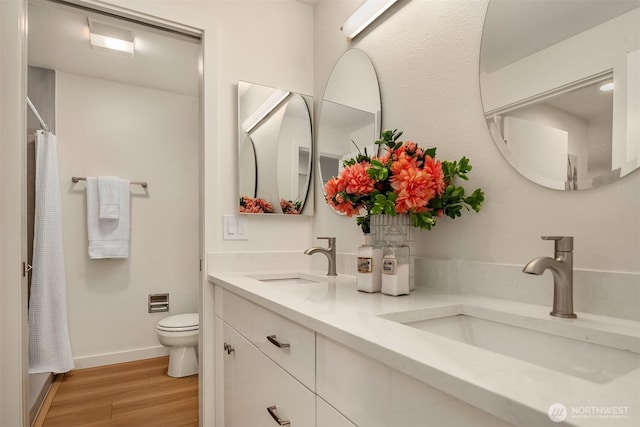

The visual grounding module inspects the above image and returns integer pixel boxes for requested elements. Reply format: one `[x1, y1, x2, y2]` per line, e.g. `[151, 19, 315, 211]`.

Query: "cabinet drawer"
[221, 289, 315, 390]
[223, 322, 315, 427]
[316, 335, 514, 427]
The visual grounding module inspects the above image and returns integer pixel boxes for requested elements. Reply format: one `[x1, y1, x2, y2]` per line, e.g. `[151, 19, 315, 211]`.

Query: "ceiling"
[545, 79, 613, 122]
[28, 1, 201, 96]
[481, 0, 639, 73]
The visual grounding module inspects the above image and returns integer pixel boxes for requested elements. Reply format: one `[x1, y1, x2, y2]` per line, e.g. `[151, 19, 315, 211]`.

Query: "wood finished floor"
[41, 356, 198, 427]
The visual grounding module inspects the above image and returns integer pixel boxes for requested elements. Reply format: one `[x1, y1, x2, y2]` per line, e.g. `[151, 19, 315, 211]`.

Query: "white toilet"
[157, 313, 199, 378]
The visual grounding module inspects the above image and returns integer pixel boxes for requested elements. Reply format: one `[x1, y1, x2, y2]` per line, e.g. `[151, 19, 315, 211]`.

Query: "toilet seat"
[157, 313, 199, 333]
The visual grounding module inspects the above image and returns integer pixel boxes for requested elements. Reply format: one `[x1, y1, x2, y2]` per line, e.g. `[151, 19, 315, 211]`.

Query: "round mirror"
[238, 81, 313, 214]
[317, 49, 381, 212]
[480, 0, 639, 190]
[277, 94, 312, 214]
[239, 135, 257, 199]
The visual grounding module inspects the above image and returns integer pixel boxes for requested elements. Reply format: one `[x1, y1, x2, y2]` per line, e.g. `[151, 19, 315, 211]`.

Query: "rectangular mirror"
[237, 81, 313, 215]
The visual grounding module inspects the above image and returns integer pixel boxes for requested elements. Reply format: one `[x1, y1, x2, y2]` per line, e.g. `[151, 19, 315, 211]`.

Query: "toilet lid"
[158, 313, 199, 332]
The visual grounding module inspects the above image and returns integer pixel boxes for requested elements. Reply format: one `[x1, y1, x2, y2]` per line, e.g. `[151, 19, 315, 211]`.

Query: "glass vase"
[370, 214, 415, 291]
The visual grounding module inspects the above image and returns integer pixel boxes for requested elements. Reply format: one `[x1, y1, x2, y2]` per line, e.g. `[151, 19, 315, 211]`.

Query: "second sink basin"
[380, 304, 640, 384]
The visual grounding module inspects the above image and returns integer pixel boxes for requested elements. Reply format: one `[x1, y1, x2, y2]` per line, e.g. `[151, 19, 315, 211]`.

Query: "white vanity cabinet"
[317, 396, 357, 427]
[316, 335, 515, 427]
[216, 287, 316, 427]
[221, 289, 315, 390]
[214, 283, 513, 427]
[221, 322, 315, 426]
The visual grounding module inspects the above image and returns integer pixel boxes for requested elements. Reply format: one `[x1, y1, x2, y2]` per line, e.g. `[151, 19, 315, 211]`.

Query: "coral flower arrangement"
[280, 199, 303, 215]
[324, 129, 485, 233]
[239, 196, 274, 213]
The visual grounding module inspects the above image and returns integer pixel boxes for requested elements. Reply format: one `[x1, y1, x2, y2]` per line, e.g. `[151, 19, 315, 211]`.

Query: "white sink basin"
[380, 304, 640, 384]
[247, 272, 325, 285]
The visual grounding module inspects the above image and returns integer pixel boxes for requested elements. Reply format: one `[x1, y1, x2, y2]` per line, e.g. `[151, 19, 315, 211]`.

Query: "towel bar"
[72, 176, 148, 189]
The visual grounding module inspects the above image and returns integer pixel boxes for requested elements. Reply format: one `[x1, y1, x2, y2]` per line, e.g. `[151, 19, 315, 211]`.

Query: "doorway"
[26, 0, 202, 423]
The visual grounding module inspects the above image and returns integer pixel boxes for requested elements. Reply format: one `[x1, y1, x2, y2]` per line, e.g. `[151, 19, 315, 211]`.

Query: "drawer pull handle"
[267, 335, 290, 348]
[267, 405, 291, 426]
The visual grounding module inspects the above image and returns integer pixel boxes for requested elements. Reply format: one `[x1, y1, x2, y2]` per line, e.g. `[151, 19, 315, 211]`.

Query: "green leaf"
[356, 215, 371, 234]
[411, 212, 436, 230]
[370, 192, 396, 216]
[355, 153, 371, 163]
[464, 189, 485, 212]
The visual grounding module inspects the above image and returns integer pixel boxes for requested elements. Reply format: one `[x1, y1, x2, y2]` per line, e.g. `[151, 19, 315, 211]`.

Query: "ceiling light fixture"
[340, 0, 399, 40]
[242, 89, 291, 133]
[88, 19, 135, 56]
[599, 82, 614, 92]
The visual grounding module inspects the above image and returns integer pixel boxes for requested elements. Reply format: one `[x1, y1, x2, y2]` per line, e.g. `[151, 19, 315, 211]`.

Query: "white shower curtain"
[29, 130, 74, 374]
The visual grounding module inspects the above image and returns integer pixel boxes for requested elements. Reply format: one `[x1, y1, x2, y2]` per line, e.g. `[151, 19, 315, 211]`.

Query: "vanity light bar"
[242, 89, 290, 133]
[340, 0, 399, 40]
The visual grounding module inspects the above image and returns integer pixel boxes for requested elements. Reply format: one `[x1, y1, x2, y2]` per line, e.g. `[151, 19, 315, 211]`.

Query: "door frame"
[0, 1, 206, 425]
[0, 0, 29, 425]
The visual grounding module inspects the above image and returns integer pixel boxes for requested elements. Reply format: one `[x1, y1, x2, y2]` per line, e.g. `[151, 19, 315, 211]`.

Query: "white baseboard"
[73, 346, 169, 370]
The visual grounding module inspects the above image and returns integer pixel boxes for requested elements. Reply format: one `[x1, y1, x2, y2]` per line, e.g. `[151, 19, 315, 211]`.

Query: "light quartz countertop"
[209, 270, 640, 427]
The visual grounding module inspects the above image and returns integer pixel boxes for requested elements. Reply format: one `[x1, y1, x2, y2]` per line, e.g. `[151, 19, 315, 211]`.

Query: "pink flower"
[377, 153, 390, 165]
[424, 155, 445, 196]
[324, 177, 343, 202]
[391, 166, 436, 213]
[342, 162, 375, 196]
[281, 199, 302, 214]
[239, 196, 274, 213]
[324, 177, 362, 216]
[404, 141, 418, 155]
[389, 153, 444, 214]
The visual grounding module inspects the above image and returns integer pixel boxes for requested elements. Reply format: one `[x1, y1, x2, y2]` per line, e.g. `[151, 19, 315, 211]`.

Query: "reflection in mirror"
[318, 49, 381, 213]
[238, 135, 257, 198]
[488, 73, 615, 190]
[238, 81, 313, 215]
[480, 0, 639, 190]
[277, 94, 312, 214]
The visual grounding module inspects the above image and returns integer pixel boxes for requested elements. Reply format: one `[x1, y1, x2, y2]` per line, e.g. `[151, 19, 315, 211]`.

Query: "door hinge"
[23, 262, 32, 277]
[199, 259, 202, 272]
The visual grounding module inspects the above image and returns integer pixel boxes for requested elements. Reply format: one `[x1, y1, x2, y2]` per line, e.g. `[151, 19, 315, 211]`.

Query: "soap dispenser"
[356, 234, 382, 292]
[381, 226, 410, 296]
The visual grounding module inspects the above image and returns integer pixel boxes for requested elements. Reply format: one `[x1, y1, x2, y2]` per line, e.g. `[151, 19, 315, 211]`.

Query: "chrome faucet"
[523, 236, 576, 318]
[305, 237, 337, 276]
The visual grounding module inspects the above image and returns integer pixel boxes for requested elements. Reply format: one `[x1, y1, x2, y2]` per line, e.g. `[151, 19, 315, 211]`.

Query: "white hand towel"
[98, 175, 120, 220]
[87, 177, 130, 259]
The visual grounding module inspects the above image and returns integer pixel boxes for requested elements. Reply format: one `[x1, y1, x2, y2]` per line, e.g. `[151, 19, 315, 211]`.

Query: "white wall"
[56, 71, 200, 366]
[101, 0, 315, 254]
[313, 0, 640, 274]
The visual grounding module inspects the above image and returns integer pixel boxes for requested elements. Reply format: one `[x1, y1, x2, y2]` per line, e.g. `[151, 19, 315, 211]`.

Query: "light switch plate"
[223, 214, 248, 240]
